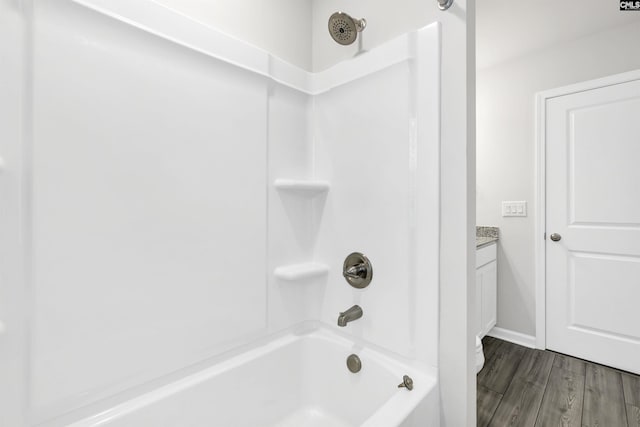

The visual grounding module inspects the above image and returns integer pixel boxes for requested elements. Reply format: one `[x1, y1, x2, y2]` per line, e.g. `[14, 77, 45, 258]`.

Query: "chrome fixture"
[337, 305, 363, 327]
[346, 354, 362, 373]
[343, 252, 373, 289]
[397, 375, 414, 391]
[550, 233, 562, 242]
[328, 12, 367, 46]
[438, 0, 454, 11]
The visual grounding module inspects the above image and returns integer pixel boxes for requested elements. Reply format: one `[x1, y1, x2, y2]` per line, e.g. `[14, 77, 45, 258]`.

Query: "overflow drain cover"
[346, 354, 362, 373]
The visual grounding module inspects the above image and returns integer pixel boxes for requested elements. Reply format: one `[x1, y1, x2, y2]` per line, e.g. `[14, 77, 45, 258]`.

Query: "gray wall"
[477, 22, 640, 337]
[153, 0, 313, 70]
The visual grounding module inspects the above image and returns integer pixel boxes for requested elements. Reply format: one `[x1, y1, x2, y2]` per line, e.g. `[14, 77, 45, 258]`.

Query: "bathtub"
[70, 328, 438, 427]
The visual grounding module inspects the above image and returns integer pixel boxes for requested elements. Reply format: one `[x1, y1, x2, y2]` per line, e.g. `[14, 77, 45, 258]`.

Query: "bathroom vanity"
[476, 227, 498, 338]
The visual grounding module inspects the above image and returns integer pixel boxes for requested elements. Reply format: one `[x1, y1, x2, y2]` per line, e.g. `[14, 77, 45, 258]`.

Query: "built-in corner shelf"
[274, 179, 330, 195]
[273, 262, 329, 281]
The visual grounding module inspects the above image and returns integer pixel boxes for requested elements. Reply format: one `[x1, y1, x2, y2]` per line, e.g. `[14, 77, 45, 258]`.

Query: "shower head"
[328, 12, 366, 46]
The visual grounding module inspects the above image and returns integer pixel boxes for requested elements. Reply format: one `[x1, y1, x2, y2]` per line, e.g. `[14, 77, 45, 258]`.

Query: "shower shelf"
[274, 179, 330, 195]
[274, 262, 329, 281]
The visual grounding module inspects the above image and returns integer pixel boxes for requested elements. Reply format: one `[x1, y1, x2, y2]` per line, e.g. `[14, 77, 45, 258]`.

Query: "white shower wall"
[0, 0, 443, 425]
[314, 60, 439, 362]
[267, 85, 319, 330]
[28, 2, 272, 423]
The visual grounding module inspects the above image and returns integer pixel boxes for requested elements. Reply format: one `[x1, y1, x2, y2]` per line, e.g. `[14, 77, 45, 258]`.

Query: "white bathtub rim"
[360, 359, 435, 427]
[66, 327, 306, 427]
[362, 379, 434, 427]
[68, 325, 436, 427]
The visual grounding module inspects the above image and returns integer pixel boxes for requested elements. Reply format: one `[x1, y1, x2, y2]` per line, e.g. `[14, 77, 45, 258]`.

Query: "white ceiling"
[477, 0, 640, 69]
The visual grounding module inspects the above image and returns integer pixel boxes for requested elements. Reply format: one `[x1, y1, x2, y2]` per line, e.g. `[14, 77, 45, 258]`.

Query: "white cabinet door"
[480, 260, 497, 336]
[476, 269, 483, 337]
[476, 244, 497, 338]
[546, 77, 640, 374]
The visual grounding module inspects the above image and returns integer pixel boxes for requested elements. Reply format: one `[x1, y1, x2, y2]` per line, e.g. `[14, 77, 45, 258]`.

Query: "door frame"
[534, 69, 640, 350]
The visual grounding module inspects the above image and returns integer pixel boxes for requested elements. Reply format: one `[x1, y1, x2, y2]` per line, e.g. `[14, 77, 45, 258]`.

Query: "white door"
[546, 76, 640, 374]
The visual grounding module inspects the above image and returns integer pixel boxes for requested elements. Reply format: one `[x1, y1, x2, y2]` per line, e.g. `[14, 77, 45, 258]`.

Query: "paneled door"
[546, 75, 640, 374]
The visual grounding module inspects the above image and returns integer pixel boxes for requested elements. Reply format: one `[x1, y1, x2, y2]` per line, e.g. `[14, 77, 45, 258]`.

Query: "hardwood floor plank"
[515, 349, 555, 388]
[478, 340, 526, 394]
[552, 353, 586, 376]
[490, 379, 544, 427]
[627, 404, 640, 427]
[488, 347, 554, 426]
[478, 385, 503, 427]
[534, 367, 584, 427]
[482, 335, 497, 346]
[583, 363, 627, 427]
[480, 338, 640, 427]
[482, 336, 500, 361]
[623, 372, 640, 406]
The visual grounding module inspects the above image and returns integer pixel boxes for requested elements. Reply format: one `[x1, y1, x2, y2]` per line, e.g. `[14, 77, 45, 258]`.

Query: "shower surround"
[0, 1, 441, 425]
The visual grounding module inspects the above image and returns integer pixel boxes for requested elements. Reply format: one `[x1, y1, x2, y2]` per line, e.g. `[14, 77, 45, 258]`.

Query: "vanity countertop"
[476, 226, 499, 249]
[476, 236, 498, 248]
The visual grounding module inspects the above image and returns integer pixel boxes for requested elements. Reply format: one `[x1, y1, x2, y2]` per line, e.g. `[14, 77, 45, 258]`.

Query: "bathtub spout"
[337, 305, 363, 327]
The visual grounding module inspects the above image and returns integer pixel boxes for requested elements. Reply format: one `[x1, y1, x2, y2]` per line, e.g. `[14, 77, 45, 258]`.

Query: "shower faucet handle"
[344, 263, 367, 279]
[342, 252, 373, 289]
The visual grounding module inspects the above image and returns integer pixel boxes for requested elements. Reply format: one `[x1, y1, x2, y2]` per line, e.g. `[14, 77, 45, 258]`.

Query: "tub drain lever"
[397, 375, 414, 391]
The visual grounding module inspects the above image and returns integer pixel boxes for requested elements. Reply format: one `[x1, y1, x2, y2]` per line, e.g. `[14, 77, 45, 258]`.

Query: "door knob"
[550, 233, 562, 242]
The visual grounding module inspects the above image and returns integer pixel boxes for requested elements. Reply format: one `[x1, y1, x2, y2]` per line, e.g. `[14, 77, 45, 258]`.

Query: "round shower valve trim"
[343, 252, 373, 289]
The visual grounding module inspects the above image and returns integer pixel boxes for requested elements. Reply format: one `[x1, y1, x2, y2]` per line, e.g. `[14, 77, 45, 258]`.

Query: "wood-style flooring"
[477, 336, 640, 427]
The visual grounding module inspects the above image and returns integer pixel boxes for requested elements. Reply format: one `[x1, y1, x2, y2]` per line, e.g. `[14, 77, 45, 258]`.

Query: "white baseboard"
[487, 327, 537, 349]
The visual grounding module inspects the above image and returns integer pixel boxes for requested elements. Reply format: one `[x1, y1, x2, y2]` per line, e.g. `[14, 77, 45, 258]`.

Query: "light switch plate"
[502, 201, 527, 217]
